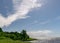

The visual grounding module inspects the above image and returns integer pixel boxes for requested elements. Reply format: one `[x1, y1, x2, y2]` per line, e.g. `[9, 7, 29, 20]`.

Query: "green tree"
[0, 28, 3, 32]
[21, 30, 29, 41]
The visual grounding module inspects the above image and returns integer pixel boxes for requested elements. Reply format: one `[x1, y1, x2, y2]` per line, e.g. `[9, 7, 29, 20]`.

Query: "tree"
[0, 28, 3, 32]
[20, 30, 29, 41]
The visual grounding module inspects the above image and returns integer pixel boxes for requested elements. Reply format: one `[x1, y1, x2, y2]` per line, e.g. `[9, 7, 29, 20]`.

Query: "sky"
[0, 0, 60, 39]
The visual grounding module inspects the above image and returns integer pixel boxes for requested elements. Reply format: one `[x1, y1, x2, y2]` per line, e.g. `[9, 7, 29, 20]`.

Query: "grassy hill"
[0, 28, 34, 43]
[0, 37, 30, 43]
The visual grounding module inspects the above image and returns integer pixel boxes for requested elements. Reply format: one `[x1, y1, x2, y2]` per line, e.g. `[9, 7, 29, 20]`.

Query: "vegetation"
[20, 30, 29, 41]
[0, 28, 3, 32]
[0, 29, 30, 41]
[0, 37, 30, 43]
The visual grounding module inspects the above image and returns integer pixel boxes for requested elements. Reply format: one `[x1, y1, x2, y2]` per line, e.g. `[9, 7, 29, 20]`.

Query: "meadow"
[0, 37, 31, 43]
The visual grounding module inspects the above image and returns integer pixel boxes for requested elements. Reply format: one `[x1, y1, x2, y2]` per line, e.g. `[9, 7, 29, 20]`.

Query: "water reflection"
[31, 39, 60, 43]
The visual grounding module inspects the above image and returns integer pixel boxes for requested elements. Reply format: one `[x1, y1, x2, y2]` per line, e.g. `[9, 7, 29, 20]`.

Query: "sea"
[31, 38, 60, 43]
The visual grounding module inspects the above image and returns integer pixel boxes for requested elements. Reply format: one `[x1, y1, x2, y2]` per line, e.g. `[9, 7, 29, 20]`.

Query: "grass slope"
[0, 37, 31, 43]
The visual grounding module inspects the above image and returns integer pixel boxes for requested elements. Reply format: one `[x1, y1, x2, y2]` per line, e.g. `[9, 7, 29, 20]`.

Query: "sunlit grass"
[0, 37, 31, 43]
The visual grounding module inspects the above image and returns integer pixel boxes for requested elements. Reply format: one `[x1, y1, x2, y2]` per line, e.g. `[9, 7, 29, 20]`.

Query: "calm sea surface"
[31, 39, 60, 43]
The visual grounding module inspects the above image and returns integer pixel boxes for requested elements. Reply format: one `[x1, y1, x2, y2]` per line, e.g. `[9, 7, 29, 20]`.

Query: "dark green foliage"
[21, 30, 29, 41]
[0, 28, 3, 32]
[0, 29, 30, 41]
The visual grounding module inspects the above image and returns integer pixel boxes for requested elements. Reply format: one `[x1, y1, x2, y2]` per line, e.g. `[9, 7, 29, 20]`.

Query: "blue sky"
[0, 0, 60, 38]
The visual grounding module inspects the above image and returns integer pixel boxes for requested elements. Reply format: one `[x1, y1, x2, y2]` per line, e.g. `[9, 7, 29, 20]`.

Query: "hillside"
[0, 36, 30, 43]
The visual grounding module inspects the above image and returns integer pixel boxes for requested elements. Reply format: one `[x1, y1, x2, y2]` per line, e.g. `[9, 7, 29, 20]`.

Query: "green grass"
[0, 37, 31, 43]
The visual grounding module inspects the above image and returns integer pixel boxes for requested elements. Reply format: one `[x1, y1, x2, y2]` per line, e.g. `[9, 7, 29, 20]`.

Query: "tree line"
[0, 28, 31, 41]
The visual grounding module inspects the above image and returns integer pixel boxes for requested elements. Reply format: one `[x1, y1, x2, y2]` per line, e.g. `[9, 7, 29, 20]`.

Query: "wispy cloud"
[55, 16, 60, 20]
[22, 20, 50, 28]
[0, 0, 43, 27]
[40, 20, 50, 25]
[27, 30, 52, 39]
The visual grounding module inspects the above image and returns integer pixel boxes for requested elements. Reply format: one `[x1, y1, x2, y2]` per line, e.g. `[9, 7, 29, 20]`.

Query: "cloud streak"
[0, 0, 42, 27]
[40, 20, 50, 25]
[27, 30, 52, 39]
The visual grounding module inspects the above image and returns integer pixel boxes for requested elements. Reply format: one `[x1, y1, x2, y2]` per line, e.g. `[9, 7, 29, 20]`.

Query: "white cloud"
[27, 30, 52, 39]
[0, 0, 43, 27]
